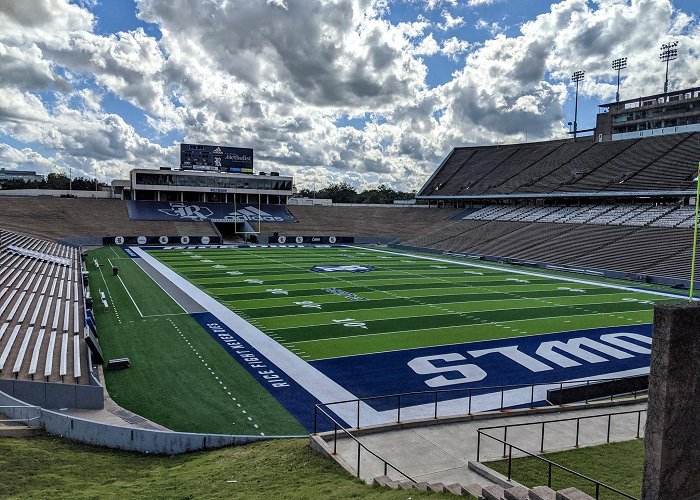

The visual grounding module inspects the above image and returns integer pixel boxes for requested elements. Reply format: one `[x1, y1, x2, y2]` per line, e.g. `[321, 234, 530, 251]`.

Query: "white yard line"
[131, 247, 384, 426]
[347, 245, 696, 301]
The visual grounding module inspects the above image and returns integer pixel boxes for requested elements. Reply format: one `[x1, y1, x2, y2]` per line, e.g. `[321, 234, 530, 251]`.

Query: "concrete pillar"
[643, 302, 700, 500]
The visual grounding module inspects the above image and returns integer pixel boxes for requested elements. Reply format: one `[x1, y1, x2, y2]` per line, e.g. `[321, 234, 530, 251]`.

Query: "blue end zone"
[310, 324, 652, 412]
[191, 312, 329, 431]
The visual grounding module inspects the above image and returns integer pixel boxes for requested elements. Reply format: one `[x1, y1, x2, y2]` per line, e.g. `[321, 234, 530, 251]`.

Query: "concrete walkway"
[326, 400, 647, 487]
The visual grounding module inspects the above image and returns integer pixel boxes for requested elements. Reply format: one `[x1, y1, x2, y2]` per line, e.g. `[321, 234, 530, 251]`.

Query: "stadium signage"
[126, 201, 296, 223]
[408, 331, 651, 387]
[206, 320, 289, 388]
[310, 325, 654, 405]
[180, 143, 253, 171]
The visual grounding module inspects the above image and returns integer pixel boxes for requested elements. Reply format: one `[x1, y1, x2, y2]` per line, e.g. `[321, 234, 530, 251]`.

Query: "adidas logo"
[212, 147, 223, 154]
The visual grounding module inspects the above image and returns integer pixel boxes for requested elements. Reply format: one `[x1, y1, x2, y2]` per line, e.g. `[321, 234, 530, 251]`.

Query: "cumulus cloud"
[0, 0, 699, 193]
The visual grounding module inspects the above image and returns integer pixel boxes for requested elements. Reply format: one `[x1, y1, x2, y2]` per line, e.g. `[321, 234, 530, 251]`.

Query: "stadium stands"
[0, 229, 88, 384]
[260, 205, 460, 239]
[461, 203, 696, 229]
[419, 132, 700, 197]
[0, 197, 214, 240]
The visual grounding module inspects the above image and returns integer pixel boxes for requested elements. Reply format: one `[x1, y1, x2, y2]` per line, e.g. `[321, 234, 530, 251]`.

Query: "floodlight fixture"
[571, 71, 585, 139]
[612, 57, 627, 102]
[659, 41, 679, 93]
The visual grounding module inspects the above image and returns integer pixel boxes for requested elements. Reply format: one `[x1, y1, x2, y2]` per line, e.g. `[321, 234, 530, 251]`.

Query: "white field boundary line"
[131, 247, 384, 426]
[132, 260, 189, 314]
[347, 245, 698, 301]
[109, 258, 143, 317]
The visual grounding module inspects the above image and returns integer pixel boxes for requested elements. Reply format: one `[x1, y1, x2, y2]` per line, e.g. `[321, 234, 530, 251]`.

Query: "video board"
[180, 143, 254, 174]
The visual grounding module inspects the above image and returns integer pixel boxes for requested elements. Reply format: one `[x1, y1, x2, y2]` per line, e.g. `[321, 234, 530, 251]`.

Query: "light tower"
[571, 70, 585, 140]
[612, 57, 627, 102]
[659, 41, 679, 94]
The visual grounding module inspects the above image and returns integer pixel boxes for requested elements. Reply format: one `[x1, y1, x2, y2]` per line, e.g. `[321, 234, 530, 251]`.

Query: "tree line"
[296, 182, 415, 204]
[0, 173, 107, 191]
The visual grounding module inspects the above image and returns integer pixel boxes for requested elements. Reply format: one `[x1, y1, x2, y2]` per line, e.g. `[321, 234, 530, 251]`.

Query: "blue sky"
[0, 0, 698, 190]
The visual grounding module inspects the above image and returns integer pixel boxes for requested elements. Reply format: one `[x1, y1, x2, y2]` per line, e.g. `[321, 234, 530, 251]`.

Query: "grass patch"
[0, 435, 440, 499]
[488, 439, 643, 499]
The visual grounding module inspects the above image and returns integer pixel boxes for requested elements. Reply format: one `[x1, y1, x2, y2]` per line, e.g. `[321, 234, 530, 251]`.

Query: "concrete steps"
[372, 475, 594, 499]
[0, 416, 42, 438]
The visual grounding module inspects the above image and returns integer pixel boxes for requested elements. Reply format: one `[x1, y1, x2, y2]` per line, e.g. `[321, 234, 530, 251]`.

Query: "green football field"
[88, 244, 682, 434]
[147, 245, 675, 360]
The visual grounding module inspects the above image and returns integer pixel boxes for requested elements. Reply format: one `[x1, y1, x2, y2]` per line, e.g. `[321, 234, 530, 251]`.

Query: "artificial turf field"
[89, 244, 681, 434]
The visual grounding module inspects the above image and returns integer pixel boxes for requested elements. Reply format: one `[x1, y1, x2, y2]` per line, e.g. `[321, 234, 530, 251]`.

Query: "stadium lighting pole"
[659, 41, 679, 94]
[611, 57, 627, 102]
[571, 71, 585, 140]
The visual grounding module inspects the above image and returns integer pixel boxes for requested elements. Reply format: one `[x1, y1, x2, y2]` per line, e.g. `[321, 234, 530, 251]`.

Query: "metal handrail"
[475, 410, 646, 500]
[313, 404, 415, 483]
[314, 375, 648, 432]
[0, 405, 42, 427]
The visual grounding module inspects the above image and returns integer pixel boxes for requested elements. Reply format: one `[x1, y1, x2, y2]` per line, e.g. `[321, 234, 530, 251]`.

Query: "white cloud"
[1, 0, 699, 193]
[438, 10, 465, 31]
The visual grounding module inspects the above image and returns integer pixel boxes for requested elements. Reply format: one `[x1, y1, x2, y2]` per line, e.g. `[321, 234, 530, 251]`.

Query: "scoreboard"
[180, 143, 254, 174]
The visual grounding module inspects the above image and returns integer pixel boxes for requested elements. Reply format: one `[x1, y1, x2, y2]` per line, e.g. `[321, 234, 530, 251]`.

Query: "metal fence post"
[548, 462, 552, 487]
[500, 389, 504, 411]
[637, 411, 641, 439]
[541, 422, 545, 453]
[575, 419, 580, 448]
[476, 431, 481, 461]
[508, 444, 513, 480]
[607, 414, 611, 443]
[503, 426, 508, 458]
[356, 400, 360, 429]
[530, 384, 535, 408]
[356, 441, 361, 478]
[333, 423, 338, 455]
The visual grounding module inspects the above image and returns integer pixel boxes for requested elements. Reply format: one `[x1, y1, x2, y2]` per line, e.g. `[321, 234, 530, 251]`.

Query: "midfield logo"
[312, 265, 375, 273]
[158, 203, 214, 220]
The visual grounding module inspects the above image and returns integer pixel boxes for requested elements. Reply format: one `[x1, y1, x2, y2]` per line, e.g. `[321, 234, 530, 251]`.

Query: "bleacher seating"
[419, 133, 700, 197]
[0, 228, 87, 384]
[0, 197, 214, 240]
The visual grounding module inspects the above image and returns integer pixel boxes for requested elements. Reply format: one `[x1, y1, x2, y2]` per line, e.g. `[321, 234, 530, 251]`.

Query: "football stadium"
[3, 2, 700, 498]
[3, 94, 700, 496]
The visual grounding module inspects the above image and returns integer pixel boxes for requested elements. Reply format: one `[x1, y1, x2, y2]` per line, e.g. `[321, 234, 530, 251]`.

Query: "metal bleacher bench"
[99, 291, 109, 309]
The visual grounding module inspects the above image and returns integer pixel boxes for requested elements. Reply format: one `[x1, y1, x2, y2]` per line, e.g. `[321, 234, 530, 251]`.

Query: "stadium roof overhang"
[416, 190, 697, 201]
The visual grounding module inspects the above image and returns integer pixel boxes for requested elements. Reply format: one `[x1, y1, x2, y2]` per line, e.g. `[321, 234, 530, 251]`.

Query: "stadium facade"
[111, 142, 294, 204]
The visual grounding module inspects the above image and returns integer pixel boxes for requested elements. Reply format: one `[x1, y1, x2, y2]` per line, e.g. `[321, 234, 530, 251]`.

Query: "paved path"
[331, 400, 647, 486]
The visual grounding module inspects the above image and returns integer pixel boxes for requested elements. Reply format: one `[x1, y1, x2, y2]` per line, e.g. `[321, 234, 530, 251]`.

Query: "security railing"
[0, 405, 41, 427]
[313, 376, 647, 433]
[475, 409, 646, 500]
[313, 404, 415, 483]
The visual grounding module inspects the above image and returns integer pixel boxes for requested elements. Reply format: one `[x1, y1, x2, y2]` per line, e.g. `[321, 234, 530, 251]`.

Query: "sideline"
[130, 247, 384, 427]
[109, 258, 143, 317]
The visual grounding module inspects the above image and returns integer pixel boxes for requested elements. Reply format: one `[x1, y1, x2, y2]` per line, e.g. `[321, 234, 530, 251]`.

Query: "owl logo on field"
[311, 265, 374, 273]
